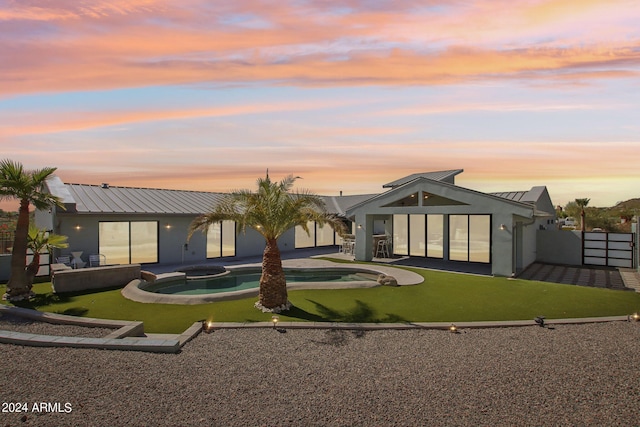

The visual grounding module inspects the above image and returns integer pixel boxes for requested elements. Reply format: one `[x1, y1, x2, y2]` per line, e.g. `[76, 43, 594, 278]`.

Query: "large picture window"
[295, 221, 339, 248]
[426, 214, 444, 258]
[449, 215, 491, 263]
[295, 221, 316, 248]
[393, 214, 409, 256]
[207, 220, 235, 258]
[99, 221, 158, 265]
[409, 214, 425, 257]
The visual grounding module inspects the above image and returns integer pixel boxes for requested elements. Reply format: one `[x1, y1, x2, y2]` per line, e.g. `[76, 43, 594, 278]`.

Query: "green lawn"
[2, 264, 640, 334]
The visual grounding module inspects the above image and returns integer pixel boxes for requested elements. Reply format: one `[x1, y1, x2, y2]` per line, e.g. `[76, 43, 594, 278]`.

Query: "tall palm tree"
[0, 159, 63, 301]
[575, 198, 590, 232]
[189, 173, 347, 312]
[26, 224, 68, 286]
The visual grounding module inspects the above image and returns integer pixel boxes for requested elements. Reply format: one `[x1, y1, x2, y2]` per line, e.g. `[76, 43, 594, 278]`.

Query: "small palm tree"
[26, 225, 69, 286]
[0, 159, 63, 301]
[575, 198, 590, 232]
[189, 173, 347, 312]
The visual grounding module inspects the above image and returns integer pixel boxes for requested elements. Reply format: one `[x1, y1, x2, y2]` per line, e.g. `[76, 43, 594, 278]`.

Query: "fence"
[0, 230, 13, 254]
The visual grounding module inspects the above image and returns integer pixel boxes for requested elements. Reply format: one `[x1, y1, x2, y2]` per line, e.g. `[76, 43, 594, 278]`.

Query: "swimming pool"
[145, 267, 379, 296]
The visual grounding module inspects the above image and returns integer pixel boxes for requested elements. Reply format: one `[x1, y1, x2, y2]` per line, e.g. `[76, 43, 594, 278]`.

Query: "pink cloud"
[1, 0, 639, 96]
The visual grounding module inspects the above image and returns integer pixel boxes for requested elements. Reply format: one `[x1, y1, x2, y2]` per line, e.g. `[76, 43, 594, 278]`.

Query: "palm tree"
[575, 198, 590, 232]
[0, 159, 63, 301]
[26, 224, 68, 286]
[188, 173, 347, 312]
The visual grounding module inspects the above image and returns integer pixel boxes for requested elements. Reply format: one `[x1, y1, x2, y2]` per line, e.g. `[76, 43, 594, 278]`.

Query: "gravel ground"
[1, 322, 640, 427]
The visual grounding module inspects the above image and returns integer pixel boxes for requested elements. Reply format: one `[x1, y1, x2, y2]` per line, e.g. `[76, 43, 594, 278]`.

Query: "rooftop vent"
[101, 183, 110, 189]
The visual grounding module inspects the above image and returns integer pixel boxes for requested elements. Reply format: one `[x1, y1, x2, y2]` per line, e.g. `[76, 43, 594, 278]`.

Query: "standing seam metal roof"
[61, 183, 225, 215]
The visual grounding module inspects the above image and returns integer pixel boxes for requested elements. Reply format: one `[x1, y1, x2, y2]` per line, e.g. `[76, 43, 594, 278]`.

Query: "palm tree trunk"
[5, 199, 30, 300]
[258, 238, 289, 310]
[26, 252, 40, 289]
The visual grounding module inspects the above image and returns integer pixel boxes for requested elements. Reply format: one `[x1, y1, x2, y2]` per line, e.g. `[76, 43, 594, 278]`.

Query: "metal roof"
[61, 182, 226, 215]
[321, 194, 379, 216]
[382, 169, 463, 188]
[48, 177, 373, 216]
[490, 191, 530, 203]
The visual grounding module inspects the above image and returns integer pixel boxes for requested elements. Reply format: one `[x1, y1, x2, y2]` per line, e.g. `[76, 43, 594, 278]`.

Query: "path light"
[202, 320, 214, 333]
[449, 324, 458, 334]
[534, 316, 546, 327]
[629, 312, 640, 322]
[271, 315, 279, 329]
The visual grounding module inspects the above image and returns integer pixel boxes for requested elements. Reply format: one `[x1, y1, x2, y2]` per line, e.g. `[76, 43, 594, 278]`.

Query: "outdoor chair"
[375, 238, 390, 258]
[56, 256, 71, 266]
[89, 254, 107, 267]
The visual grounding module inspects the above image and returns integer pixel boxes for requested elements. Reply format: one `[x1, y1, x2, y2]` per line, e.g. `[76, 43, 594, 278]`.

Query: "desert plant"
[188, 173, 347, 312]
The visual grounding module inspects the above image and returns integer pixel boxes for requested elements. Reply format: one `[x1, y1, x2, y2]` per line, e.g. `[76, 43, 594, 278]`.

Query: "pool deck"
[122, 258, 424, 305]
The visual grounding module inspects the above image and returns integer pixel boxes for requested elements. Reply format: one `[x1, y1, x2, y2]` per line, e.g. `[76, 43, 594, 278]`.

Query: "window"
[427, 214, 444, 258]
[207, 220, 235, 258]
[393, 215, 409, 256]
[449, 215, 491, 263]
[469, 215, 491, 263]
[99, 221, 158, 264]
[316, 223, 335, 247]
[295, 221, 338, 248]
[295, 221, 316, 248]
[409, 214, 425, 256]
[449, 215, 469, 261]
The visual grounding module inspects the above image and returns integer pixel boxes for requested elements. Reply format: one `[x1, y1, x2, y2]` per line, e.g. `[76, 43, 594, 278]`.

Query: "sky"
[1, 0, 639, 212]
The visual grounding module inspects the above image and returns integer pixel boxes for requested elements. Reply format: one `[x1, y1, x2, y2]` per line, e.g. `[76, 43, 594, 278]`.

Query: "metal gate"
[583, 232, 636, 268]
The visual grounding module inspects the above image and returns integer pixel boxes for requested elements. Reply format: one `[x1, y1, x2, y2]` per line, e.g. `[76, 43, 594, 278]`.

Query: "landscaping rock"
[377, 274, 398, 286]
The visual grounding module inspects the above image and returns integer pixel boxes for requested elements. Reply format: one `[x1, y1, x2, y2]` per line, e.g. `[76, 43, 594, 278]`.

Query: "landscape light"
[271, 315, 279, 329]
[202, 320, 214, 333]
[534, 316, 546, 327]
[449, 324, 458, 334]
[630, 313, 640, 322]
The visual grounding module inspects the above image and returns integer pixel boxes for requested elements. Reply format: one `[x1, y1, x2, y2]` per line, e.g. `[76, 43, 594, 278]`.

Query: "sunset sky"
[1, 0, 639, 212]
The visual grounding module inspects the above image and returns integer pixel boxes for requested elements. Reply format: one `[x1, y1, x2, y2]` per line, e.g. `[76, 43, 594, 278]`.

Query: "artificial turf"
[3, 264, 640, 334]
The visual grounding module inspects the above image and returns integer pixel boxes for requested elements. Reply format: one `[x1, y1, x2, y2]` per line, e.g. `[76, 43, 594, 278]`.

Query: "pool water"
[147, 268, 377, 295]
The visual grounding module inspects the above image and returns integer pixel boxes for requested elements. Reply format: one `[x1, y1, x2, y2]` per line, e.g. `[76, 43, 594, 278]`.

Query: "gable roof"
[383, 169, 463, 188]
[345, 176, 542, 218]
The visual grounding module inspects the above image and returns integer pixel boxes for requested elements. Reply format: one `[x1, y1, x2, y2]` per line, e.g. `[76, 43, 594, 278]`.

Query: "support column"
[354, 213, 374, 262]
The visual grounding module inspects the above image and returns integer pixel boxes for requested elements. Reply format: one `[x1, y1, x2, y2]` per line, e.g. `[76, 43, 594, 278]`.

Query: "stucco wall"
[536, 230, 582, 266]
[52, 264, 141, 293]
[41, 212, 288, 267]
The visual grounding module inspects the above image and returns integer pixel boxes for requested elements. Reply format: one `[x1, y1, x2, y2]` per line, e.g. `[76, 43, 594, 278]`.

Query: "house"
[35, 169, 556, 277]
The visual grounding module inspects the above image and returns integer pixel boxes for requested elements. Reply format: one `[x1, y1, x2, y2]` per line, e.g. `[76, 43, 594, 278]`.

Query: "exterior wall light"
[74, 224, 81, 231]
[499, 224, 507, 231]
[165, 223, 172, 229]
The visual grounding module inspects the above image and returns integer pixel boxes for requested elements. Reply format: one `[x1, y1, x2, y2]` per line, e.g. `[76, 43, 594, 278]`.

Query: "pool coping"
[122, 259, 424, 305]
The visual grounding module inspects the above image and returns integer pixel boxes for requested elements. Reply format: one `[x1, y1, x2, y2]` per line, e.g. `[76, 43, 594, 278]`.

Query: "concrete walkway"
[518, 262, 639, 291]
